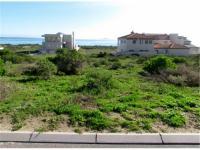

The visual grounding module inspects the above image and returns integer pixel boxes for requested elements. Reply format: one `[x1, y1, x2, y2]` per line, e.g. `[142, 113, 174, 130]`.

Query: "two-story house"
[117, 31, 199, 56]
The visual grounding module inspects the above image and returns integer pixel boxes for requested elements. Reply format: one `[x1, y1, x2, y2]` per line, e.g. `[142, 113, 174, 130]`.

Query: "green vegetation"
[54, 48, 85, 75]
[0, 58, 6, 76]
[0, 45, 199, 132]
[143, 55, 176, 74]
[161, 111, 186, 127]
[34, 59, 57, 80]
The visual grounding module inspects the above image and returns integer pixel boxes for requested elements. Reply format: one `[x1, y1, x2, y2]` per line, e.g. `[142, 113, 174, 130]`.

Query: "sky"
[0, 0, 200, 45]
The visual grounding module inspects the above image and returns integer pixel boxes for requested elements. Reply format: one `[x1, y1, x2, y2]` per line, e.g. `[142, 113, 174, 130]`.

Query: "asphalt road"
[0, 142, 200, 148]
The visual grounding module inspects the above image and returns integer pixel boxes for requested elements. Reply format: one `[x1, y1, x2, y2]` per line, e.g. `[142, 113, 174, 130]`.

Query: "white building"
[41, 32, 77, 53]
[0, 46, 4, 50]
[117, 31, 199, 56]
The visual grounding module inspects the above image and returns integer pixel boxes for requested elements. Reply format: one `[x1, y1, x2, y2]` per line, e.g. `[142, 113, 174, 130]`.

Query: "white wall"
[169, 34, 191, 45]
[167, 49, 190, 56]
[118, 38, 155, 55]
[188, 47, 200, 55]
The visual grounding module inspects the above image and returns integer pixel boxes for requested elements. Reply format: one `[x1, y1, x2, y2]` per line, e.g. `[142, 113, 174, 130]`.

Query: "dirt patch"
[73, 94, 97, 110]
[0, 115, 12, 131]
[18, 113, 74, 132]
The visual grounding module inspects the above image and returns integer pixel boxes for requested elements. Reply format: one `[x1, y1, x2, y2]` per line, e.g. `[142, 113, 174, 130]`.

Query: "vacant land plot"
[0, 46, 199, 133]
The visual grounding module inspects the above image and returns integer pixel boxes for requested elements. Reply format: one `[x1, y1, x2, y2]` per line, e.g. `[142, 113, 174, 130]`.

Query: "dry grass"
[0, 81, 16, 101]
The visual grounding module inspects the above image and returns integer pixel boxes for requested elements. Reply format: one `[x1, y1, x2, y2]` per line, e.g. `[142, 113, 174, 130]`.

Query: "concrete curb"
[0, 132, 199, 144]
[30, 132, 96, 143]
[97, 133, 162, 144]
[160, 133, 200, 144]
[0, 131, 32, 142]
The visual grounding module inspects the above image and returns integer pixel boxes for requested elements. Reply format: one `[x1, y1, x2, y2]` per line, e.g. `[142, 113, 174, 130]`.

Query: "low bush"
[84, 110, 112, 130]
[113, 103, 128, 113]
[81, 69, 116, 94]
[109, 61, 122, 70]
[99, 58, 109, 66]
[161, 111, 186, 127]
[166, 65, 199, 87]
[11, 111, 27, 131]
[22, 59, 57, 80]
[137, 119, 152, 130]
[0, 58, 6, 76]
[35, 59, 57, 80]
[97, 52, 107, 57]
[136, 57, 149, 64]
[121, 120, 139, 131]
[54, 49, 85, 75]
[93, 61, 101, 67]
[173, 57, 187, 64]
[143, 56, 176, 74]
[0, 49, 35, 64]
[22, 63, 37, 76]
[54, 104, 112, 131]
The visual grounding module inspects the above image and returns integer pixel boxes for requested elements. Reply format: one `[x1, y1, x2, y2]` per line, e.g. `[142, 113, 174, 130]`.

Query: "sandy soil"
[0, 113, 199, 133]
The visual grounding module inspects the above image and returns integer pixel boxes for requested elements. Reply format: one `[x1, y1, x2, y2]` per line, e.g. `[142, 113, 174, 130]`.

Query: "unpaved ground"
[0, 114, 199, 133]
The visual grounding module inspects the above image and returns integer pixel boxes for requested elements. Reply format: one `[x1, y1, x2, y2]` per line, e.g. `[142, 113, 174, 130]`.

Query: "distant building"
[41, 32, 78, 53]
[0, 46, 4, 50]
[117, 31, 199, 56]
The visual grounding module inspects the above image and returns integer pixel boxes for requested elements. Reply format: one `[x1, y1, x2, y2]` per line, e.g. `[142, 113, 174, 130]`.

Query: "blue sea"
[0, 37, 117, 46]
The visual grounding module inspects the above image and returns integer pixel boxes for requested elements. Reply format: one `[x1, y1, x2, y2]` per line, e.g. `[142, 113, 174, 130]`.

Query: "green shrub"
[35, 59, 57, 80]
[82, 69, 115, 94]
[22, 63, 37, 76]
[137, 119, 152, 130]
[84, 110, 111, 130]
[11, 111, 27, 131]
[113, 103, 128, 113]
[136, 57, 149, 64]
[54, 104, 111, 131]
[0, 58, 6, 76]
[109, 61, 122, 70]
[0, 49, 35, 64]
[161, 111, 186, 127]
[121, 120, 139, 131]
[143, 56, 176, 74]
[173, 57, 187, 64]
[54, 49, 85, 75]
[93, 61, 101, 67]
[121, 112, 133, 121]
[97, 52, 107, 57]
[99, 58, 109, 66]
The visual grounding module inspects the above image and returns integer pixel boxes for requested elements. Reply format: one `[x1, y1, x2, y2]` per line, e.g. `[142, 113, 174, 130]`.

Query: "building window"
[132, 40, 136, 44]
[140, 40, 142, 44]
[149, 40, 152, 44]
[140, 50, 148, 52]
[145, 40, 148, 44]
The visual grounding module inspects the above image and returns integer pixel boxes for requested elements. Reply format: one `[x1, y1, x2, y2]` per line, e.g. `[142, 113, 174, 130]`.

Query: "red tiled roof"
[119, 32, 169, 40]
[154, 43, 189, 49]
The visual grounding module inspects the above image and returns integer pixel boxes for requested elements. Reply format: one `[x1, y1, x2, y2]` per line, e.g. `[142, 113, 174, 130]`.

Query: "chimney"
[72, 31, 74, 49]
